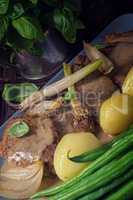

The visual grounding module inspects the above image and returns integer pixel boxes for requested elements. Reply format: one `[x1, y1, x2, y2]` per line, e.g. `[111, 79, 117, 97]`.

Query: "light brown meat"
[108, 43, 133, 87]
[105, 31, 133, 44]
[76, 76, 117, 121]
[0, 116, 60, 175]
[51, 109, 95, 135]
[109, 43, 133, 68]
[105, 32, 133, 87]
[0, 108, 95, 175]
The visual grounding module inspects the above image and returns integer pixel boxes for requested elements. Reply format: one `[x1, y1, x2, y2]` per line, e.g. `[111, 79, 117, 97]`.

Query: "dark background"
[81, 0, 133, 40]
[0, 0, 133, 125]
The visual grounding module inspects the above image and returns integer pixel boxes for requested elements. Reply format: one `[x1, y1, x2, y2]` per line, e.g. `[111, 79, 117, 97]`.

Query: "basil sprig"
[53, 7, 84, 43]
[2, 83, 39, 104]
[0, 0, 84, 54]
[9, 121, 30, 138]
[64, 89, 77, 101]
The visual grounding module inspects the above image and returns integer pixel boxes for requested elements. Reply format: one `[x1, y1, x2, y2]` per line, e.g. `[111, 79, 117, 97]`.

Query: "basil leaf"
[64, 89, 76, 101]
[42, 0, 58, 7]
[0, 0, 9, 14]
[94, 43, 107, 50]
[0, 16, 8, 40]
[2, 84, 20, 102]
[11, 3, 24, 20]
[19, 0, 35, 10]
[6, 29, 42, 55]
[12, 16, 43, 40]
[2, 83, 39, 103]
[28, 44, 43, 56]
[53, 7, 77, 43]
[16, 83, 39, 102]
[9, 121, 30, 138]
[6, 29, 34, 52]
[29, 0, 38, 4]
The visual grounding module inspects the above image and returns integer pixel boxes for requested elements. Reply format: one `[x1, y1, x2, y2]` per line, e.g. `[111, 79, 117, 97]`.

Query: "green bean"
[31, 131, 133, 199]
[106, 180, 133, 200]
[70, 126, 133, 162]
[79, 169, 133, 200]
[50, 151, 133, 200]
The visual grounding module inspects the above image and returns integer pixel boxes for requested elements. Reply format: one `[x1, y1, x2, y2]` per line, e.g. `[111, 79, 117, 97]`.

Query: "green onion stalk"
[63, 63, 88, 119]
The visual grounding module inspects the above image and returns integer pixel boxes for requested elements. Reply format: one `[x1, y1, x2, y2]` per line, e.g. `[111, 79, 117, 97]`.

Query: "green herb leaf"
[12, 16, 43, 40]
[64, 89, 77, 101]
[20, 0, 36, 10]
[6, 36, 34, 53]
[94, 44, 107, 50]
[16, 83, 39, 102]
[29, 0, 38, 4]
[2, 84, 20, 102]
[64, 0, 81, 14]
[0, 0, 9, 14]
[53, 7, 77, 43]
[9, 121, 30, 138]
[0, 16, 8, 40]
[6, 28, 35, 52]
[2, 83, 39, 103]
[11, 3, 24, 20]
[42, 0, 58, 7]
[29, 44, 43, 56]
[6, 31, 42, 55]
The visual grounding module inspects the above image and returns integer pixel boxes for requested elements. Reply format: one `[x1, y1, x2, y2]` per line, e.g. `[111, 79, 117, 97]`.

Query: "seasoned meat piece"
[105, 31, 133, 44]
[108, 43, 133, 87]
[0, 116, 60, 175]
[51, 109, 95, 135]
[76, 76, 117, 121]
[71, 54, 90, 72]
[0, 107, 96, 175]
[109, 43, 133, 67]
[113, 74, 126, 88]
[104, 31, 133, 87]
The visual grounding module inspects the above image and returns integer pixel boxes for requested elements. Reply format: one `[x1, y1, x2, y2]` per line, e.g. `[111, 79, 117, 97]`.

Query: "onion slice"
[84, 42, 114, 74]
[20, 59, 103, 111]
[0, 161, 44, 199]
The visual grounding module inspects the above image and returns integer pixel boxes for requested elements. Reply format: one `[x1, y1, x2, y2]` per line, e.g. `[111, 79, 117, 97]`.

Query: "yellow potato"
[54, 132, 101, 181]
[122, 67, 133, 96]
[100, 92, 133, 135]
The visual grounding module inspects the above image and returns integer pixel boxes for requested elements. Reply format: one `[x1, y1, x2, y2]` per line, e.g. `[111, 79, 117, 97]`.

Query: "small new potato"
[54, 132, 101, 181]
[122, 67, 133, 96]
[100, 92, 133, 135]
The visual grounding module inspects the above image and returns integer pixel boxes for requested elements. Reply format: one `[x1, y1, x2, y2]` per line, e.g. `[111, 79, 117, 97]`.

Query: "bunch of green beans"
[31, 126, 133, 200]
